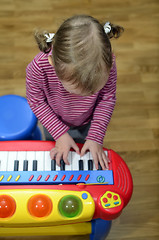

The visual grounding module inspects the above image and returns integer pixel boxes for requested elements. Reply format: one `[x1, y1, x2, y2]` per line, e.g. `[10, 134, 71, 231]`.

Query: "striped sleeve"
[26, 59, 69, 140]
[86, 58, 117, 145]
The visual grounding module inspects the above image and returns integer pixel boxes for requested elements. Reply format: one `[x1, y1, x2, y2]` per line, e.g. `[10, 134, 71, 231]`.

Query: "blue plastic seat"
[0, 95, 42, 141]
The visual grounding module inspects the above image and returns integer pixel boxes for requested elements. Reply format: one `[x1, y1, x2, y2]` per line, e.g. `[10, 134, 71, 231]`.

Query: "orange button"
[0, 195, 16, 218]
[28, 194, 52, 218]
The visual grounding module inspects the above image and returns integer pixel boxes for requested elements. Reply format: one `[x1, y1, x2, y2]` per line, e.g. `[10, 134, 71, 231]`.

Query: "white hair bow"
[44, 33, 55, 43]
[104, 22, 111, 34]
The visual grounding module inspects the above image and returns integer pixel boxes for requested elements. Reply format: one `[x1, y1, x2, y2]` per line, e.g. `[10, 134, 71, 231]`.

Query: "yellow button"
[15, 175, 20, 181]
[0, 175, 4, 181]
[7, 175, 12, 181]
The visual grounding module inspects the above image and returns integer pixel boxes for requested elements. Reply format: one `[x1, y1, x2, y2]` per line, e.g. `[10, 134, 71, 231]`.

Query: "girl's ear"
[48, 56, 54, 66]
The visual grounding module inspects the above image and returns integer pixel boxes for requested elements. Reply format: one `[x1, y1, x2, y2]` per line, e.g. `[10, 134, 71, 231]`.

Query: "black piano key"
[60, 159, 65, 171]
[23, 160, 28, 171]
[79, 160, 84, 170]
[14, 160, 19, 171]
[98, 162, 102, 170]
[88, 159, 93, 170]
[51, 159, 56, 171]
[33, 160, 38, 171]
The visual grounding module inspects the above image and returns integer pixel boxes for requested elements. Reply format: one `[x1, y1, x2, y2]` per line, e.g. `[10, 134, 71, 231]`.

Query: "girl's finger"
[102, 152, 109, 169]
[91, 152, 99, 170]
[81, 143, 89, 157]
[97, 152, 106, 170]
[63, 151, 70, 165]
[56, 152, 63, 166]
[50, 148, 57, 160]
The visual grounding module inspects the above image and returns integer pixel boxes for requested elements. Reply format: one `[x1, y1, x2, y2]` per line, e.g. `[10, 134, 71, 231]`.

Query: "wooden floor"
[0, 0, 159, 239]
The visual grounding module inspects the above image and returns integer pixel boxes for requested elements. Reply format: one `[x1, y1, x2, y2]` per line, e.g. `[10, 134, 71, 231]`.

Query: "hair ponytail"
[34, 30, 52, 53]
[106, 23, 124, 39]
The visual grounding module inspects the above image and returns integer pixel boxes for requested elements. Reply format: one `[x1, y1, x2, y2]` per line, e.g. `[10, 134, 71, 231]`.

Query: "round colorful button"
[0, 195, 16, 218]
[103, 197, 108, 203]
[113, 195, 118, 200]
[82, 193, 88, 200]
[28, 194, 52, 218]
[58, 195, 82, 218]
[96, 175, 105, 183]
[107, 193, 112, 198]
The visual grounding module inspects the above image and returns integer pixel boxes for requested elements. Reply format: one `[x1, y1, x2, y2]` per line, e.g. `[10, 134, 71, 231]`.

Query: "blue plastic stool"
[90, 219, 112, 240]
[0, 95, 42, 141]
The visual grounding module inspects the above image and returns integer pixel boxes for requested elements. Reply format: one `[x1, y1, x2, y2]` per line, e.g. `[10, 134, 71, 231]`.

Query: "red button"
[61, 175, 66, 181]
[77, 175, 82, 181]
[45, 175, 50, 181]
[53, 175, 58, 181]
[107, 193, 112, 198]
[29, 175, 34, 181]
[85, 174, 90, 181]
[69, 175, 74, 181]
[37, 175, 42, 181]
[113, 195, 118, 200]
[103, 198, 108, 203]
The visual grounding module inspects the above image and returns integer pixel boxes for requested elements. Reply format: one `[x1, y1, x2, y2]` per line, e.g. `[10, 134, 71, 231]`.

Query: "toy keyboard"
[0, 141, 133, 236]
[0, 141, 113, 185]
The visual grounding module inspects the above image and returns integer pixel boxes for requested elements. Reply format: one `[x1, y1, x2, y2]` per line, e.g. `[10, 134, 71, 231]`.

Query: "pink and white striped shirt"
[26, 51, 117, 145]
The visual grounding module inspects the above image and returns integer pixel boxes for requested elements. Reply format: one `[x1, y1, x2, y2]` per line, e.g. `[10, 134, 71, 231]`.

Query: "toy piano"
[0, 141, 133, 240]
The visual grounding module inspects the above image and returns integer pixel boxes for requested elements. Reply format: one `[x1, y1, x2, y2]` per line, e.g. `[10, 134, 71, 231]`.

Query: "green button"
[96, 175, 105, 183]
[58, 195, 82, 218]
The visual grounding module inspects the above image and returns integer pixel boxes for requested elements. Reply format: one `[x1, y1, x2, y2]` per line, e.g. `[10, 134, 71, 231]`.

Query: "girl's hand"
[81, 139, 110, 170]
[50, 132, 80, 166]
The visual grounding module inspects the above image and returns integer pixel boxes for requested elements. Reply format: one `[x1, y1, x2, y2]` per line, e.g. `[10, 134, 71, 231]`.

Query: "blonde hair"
[35, 15, 124, 94]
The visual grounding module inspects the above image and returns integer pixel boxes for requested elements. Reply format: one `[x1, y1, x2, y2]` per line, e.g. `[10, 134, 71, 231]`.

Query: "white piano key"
[26, 151, 36, 171]
[104, 150, 108, 157]
[72, 152, 80, 170]
[44, 151, 51, 171]
[7, 151, 18, 171]
[56, 163, 60, 171]
[0, 151, 8, 171]
[65, 151, 72, 171]
[104, 150, 109, 170]
[17, 151, 27, 171]
[35, 151, 44, 171]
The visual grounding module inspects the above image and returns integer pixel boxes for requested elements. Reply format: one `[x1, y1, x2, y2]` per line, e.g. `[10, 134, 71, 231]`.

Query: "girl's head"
[35, 15, 124, 95]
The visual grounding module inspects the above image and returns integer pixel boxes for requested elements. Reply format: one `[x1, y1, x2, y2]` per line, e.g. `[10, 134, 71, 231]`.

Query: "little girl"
[26, 15, 124, 170]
